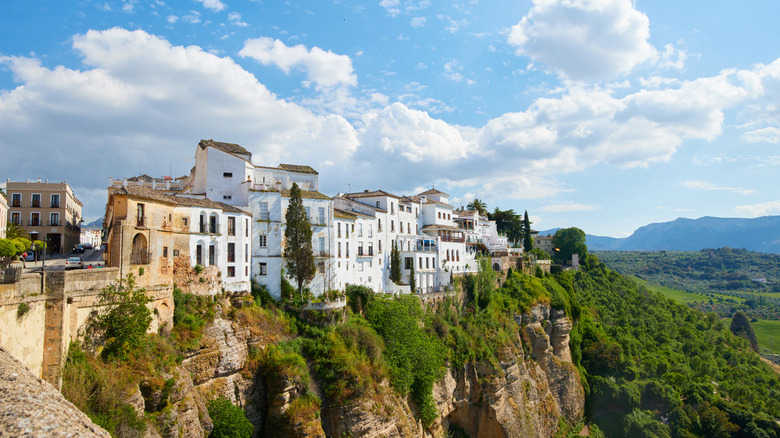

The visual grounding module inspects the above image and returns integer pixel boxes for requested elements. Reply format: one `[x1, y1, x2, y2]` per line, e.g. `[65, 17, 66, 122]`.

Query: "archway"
[131, 233, 148, 264]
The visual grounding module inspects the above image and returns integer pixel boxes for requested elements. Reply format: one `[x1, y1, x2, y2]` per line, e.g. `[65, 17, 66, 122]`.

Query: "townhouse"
[2, 179, 83, 254]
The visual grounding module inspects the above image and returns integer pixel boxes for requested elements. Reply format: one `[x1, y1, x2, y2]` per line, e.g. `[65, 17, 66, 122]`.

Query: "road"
[23, 249, 105, 272]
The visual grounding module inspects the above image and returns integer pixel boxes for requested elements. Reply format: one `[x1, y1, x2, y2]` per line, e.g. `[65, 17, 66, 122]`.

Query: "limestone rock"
[0, 347, 111, 437]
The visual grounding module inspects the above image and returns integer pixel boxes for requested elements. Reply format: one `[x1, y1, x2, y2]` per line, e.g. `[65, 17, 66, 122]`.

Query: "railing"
[0, 267, 22, 284]
[131, 250, 149, 264]
[29, 219, 41, 226]
[31, 201, 40, 208]
[12, 201, 21, 207]
[48, 220, 60, 226]
[50, 202, 60, 208]
[441, 235, 465, 243]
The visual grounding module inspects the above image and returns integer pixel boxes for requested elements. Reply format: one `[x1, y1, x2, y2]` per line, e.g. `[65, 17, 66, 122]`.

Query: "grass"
[752, 319, 780, 354]
[631, 276, 700, 303]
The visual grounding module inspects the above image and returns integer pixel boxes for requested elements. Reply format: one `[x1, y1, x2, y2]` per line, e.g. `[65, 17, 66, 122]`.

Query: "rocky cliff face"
[429, 304, 584, 438]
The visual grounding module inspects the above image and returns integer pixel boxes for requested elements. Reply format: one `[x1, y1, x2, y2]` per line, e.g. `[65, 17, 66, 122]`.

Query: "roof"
[421, 223, 462, 232]
[418, 188, 449, 197]
[109, 185, 250, 215]
[253, 188, 331, 200]
[199, 139, 251, 158]
[334, 208, 357, 220]
[413, 195, 453, 208]
[345, 189, 400, 199]
[278, 164, 318, 175]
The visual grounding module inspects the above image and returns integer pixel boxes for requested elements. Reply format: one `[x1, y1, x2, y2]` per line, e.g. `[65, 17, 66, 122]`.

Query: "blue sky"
[2, 0, 780, 237]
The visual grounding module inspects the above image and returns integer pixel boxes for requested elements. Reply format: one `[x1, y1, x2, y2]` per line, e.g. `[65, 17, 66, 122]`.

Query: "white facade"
[80, 229, 101, 247]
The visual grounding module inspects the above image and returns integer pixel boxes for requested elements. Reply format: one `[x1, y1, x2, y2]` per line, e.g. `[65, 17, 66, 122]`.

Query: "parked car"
[73, 244, 85, 253]
[24, 253, 35, 262]
[83, 243, 93, 250]
[65, 257, 84, 269]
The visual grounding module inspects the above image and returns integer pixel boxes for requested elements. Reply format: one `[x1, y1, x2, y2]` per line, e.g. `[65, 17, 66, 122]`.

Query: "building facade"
[2, 179, 83, 254]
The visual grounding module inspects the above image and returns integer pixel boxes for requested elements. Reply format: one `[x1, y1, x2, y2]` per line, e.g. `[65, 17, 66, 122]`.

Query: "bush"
[207, 397, 254, 438]
[17, 302, 30, 318]
[194, 264, 204, 274]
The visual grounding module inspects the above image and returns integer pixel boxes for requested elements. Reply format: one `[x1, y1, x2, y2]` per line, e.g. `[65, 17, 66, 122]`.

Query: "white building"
[80, 229, 101, 247]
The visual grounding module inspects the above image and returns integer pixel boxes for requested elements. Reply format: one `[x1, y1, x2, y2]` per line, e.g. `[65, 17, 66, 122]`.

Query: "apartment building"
[2, 179, 83, 254]
[103, 185, 251, 293]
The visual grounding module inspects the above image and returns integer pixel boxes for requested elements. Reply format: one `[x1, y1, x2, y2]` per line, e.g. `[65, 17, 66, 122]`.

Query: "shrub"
[194, 264, 204, 274]
[207, 397, 254, 438]
[17, 302, 30, 318]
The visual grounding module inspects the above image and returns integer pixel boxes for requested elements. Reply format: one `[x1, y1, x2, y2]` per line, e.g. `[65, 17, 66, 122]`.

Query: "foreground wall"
[0, 268, 173, 387]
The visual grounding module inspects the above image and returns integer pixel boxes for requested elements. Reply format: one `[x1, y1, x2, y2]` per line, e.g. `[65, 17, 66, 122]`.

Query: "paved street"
[23, 249, 105, 272]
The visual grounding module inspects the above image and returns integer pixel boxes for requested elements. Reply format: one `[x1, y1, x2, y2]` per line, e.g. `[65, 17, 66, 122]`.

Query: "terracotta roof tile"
[278, 164, 318, 175]
[418, 188, 449, 197]
[109, 186, 250, 214]
[199, 139, 251, 158]
[345, 190, 400, 199]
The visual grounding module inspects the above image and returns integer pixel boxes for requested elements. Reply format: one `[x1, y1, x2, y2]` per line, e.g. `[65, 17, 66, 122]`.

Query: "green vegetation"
[390, 240, 401, 284]
[16, 302, 30, 318]
[207, 397, 254, 438]
[752, 319, 780, 354]
[284, 182, 315, 299]
[552, 227, 587, 265]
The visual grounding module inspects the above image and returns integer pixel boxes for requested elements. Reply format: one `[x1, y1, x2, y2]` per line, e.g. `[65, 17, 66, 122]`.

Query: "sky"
[1, 0, 780, 237]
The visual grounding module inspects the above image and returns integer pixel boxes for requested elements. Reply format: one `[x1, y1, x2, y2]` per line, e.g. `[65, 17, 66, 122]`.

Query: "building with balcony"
[103, 185, 251, 293]
[1, 179, 83, 254]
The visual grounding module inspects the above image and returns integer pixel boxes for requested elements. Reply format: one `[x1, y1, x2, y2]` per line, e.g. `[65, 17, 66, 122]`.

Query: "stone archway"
[131, 233, 148, 264]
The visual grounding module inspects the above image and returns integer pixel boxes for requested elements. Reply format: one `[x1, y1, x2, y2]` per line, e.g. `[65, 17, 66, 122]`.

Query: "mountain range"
[541, 216, 780, 254]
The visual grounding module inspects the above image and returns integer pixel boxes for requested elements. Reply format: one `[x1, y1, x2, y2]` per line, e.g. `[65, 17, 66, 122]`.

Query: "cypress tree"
[523, 210, 533, 253]
[409, 259, 416, 292]
[284, 182, 315, 301]
[390, 241, 401, 284]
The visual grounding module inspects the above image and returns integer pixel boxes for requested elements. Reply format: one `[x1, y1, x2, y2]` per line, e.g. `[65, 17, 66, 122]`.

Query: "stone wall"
[0, 268, 174, 387]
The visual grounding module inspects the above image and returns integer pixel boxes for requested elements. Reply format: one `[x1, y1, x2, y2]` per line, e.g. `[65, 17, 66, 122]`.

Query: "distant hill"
[584, 216, 780, 254]
[82, 218, 103, 230]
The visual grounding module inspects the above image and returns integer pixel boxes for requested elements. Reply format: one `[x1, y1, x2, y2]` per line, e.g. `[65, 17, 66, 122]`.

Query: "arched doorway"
[131, 233, 149, 264]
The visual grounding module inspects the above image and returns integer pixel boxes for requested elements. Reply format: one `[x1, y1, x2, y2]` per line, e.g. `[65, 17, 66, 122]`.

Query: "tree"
[87, 274, 153, 360]
[5, 222, 27, 240]
[522, 210, 533, 253]
[207, 397, 254, 438]
[409, 259, 416, 292]
[0, 239, 17, 268]
[552, 227, 587, 264]
[390, 241, 401, 284]
[284, 182, 315, 301]
[730, 310, 759, 352]
[466, 198, 488, 216]
[489, 208, 523, 244]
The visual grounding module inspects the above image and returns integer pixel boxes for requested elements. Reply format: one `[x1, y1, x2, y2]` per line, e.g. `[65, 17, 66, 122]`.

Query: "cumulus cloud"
[680, 180, 755, 196]
[735, 200, 780, 217]
[0, 28, 358, 219]
[239, 37, 357, 88]
[742, 127, 780, 143]
[194, 0, 225, 12]
[507, 0, 657, 82]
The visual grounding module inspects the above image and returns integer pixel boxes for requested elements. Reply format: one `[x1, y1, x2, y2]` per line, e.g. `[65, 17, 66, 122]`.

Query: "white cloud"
[507, 0, 657, 82]
[379, 0, 401, 16]
[411, 16, 426, 27]
[659, 43, 687, 70]
[680, 180, 755, 196]
[742, 127, 780, 143]
[239, 37, 357, 88]
[539, 202, 600, 213]
[0, 28, 358, 219]
[735, 200, 780, 217]
[228, 12, 247, 27]
[182, 11, 201, 24]
[194, 0, 225, 12]
[167, 15, 179, 23]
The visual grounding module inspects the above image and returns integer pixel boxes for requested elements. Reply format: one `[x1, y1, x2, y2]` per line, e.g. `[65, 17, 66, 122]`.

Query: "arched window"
[199, 212, 207, 233]
[131, 233, 148, 264]
[209, 213, 219, 234]
[208, 241, 217, 266]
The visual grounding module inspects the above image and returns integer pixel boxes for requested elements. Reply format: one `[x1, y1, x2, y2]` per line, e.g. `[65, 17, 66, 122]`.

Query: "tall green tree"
[409, 259, 416, 292]
[5, 222, 27, 240]
[284, 182, 315, 300]
[552, 227, 587, 265]
[522, 210, 533, 252]
[488, 208, 523, 244]
[390, 241, 401, 284]
[466, 198, 488, 216]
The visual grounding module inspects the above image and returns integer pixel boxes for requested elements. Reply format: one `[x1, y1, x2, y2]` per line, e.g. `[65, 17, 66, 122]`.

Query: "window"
[227, 243, 235, 262]
[391, 221, 394, 232]
[200, 214, 206, 233]
[259, 235, 267, 248]
[358, 242, 363, 256]
[50, 194, 60, 208]
[419, 257, 422, 268]
[405, 257, 413, 269]
[183, 217, 188, 227]
[31, 194, 41, 208]
[376, 201, 380, 208]
[137, 203, 145, 227]
[346, 224, 349, 238]
[223, 195, 232, 200]
[259, 202, 269, 220]
[318, 237, 325, 255]
[245, 218, 249, 237]
[368, 242, 374, 256]
[209, 244, 215, 265]
[338, 223, 341, 238]
[438, 212, 441, 219]
[223, 172, 233, 178]
[163, 246, 168, 258]
[11, 212, 20, 225]
[346, 243, 349, 258]
[30, 212, 40, 226]
[305, 207, 311, 222]
[358, 262, 364, 271]
[426, 258, 429, 269]
[227, 266, 235, 277]
[378, 219, 382, 231]
[390, 202, 394, 214]
[245, 266, 248, 276]
[338, 242, 342, 258]
[209, 215, 217, 233]
[50, 212, 59, 226]
[358, 223, 363, 237]
[259, 262, 267, 275]
[368, 224, 373, 238]
[318, 207, 325, 225]
[399, 222, 403, 234]
[11, 193, 21, 207]
[407, 223, 410, 234]
[173, 249, 180, 257]
[196, 244, 203, 265]
[245, 244, 249, 262]
[378, 240, 382, 253]
[228, 217, 236, 236]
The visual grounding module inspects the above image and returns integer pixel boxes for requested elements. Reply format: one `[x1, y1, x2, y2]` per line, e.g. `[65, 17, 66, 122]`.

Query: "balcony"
[50, 202, 60, 208]
[441, 235, 465, 243]
[31, 201, 41, 208]
[131, 250, 150, 264]
[48, 220, 60, 226]
[28, 219, 41, 227]
[11, 201, 21, 207]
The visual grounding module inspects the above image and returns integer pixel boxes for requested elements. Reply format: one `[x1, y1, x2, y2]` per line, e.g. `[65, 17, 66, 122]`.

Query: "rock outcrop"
[430, 304, 584, 438]
[0, 347, 110, 437]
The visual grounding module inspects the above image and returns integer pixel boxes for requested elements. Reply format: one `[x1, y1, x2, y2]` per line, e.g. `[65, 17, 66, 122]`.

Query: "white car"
[65, 257, 84, 270]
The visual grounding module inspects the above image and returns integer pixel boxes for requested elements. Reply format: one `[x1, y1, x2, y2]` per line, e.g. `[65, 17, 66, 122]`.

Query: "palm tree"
[6, 222, 27, 240]
[467, 198, 488, 216]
